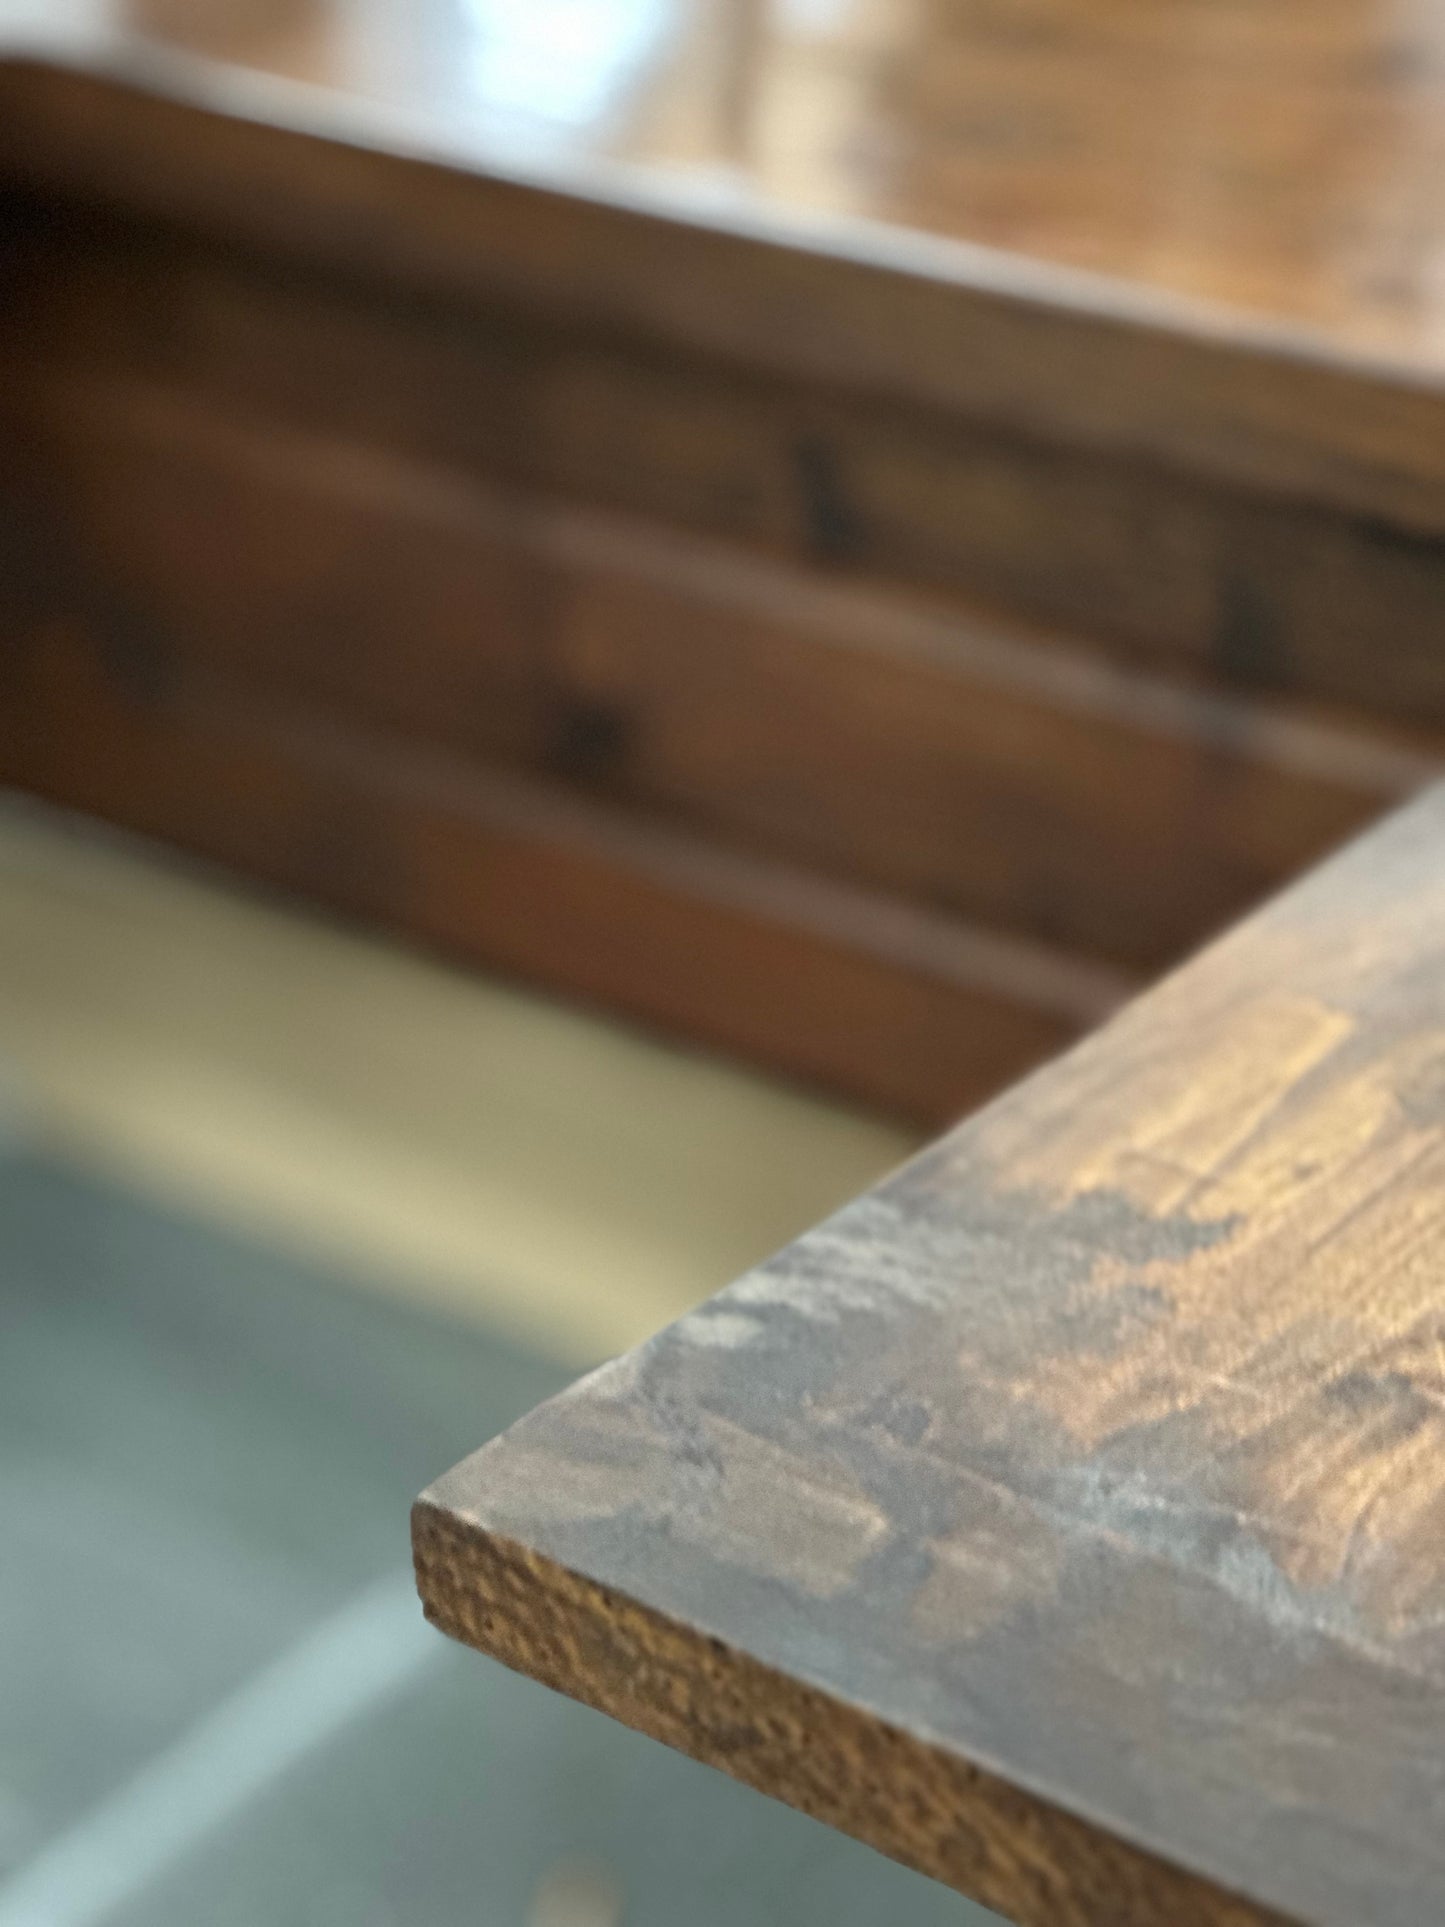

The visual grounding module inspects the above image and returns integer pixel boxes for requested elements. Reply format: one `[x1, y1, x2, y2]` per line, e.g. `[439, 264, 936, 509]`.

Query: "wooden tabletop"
[417, 782, 1445, 1927]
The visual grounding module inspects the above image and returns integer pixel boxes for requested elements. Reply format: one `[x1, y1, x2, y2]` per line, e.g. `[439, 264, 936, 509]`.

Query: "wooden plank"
[5, 206, 1445, 728]
[3, 30, 1445, 536]
[417, 784, 1445, 1927]
[6, 0, 1445, 377]
[4, 364, 1430, 973]
[0, 621, 1118, 1123]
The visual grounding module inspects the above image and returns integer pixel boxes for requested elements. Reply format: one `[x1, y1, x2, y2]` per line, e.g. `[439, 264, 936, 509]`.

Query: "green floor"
[0, 1147, 994, 1926]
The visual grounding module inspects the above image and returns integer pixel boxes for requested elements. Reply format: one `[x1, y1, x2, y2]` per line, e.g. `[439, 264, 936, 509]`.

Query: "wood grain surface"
[5, 18, 1445, 533]
[6, 0, 1445, 369]
[2, 352, 1429, 974]
[8, 211, 1445, 730]
[417, 784, 1445, 1927]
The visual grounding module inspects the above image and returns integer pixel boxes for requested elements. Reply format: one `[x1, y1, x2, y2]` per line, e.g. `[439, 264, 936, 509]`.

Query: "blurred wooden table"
[0, 0, 1442, 1121]
[418, 780, 1445, 1927]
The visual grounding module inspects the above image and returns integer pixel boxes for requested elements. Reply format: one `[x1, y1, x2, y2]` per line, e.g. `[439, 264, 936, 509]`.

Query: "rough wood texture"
[6, 2, 1445, 529]
[417, 785, 1445, 1927]
[4, 22, 1445, 724]
[6, 209, 1445, 728]
[2, 356, 1428, 974]
[9, 0, 1445, 355]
